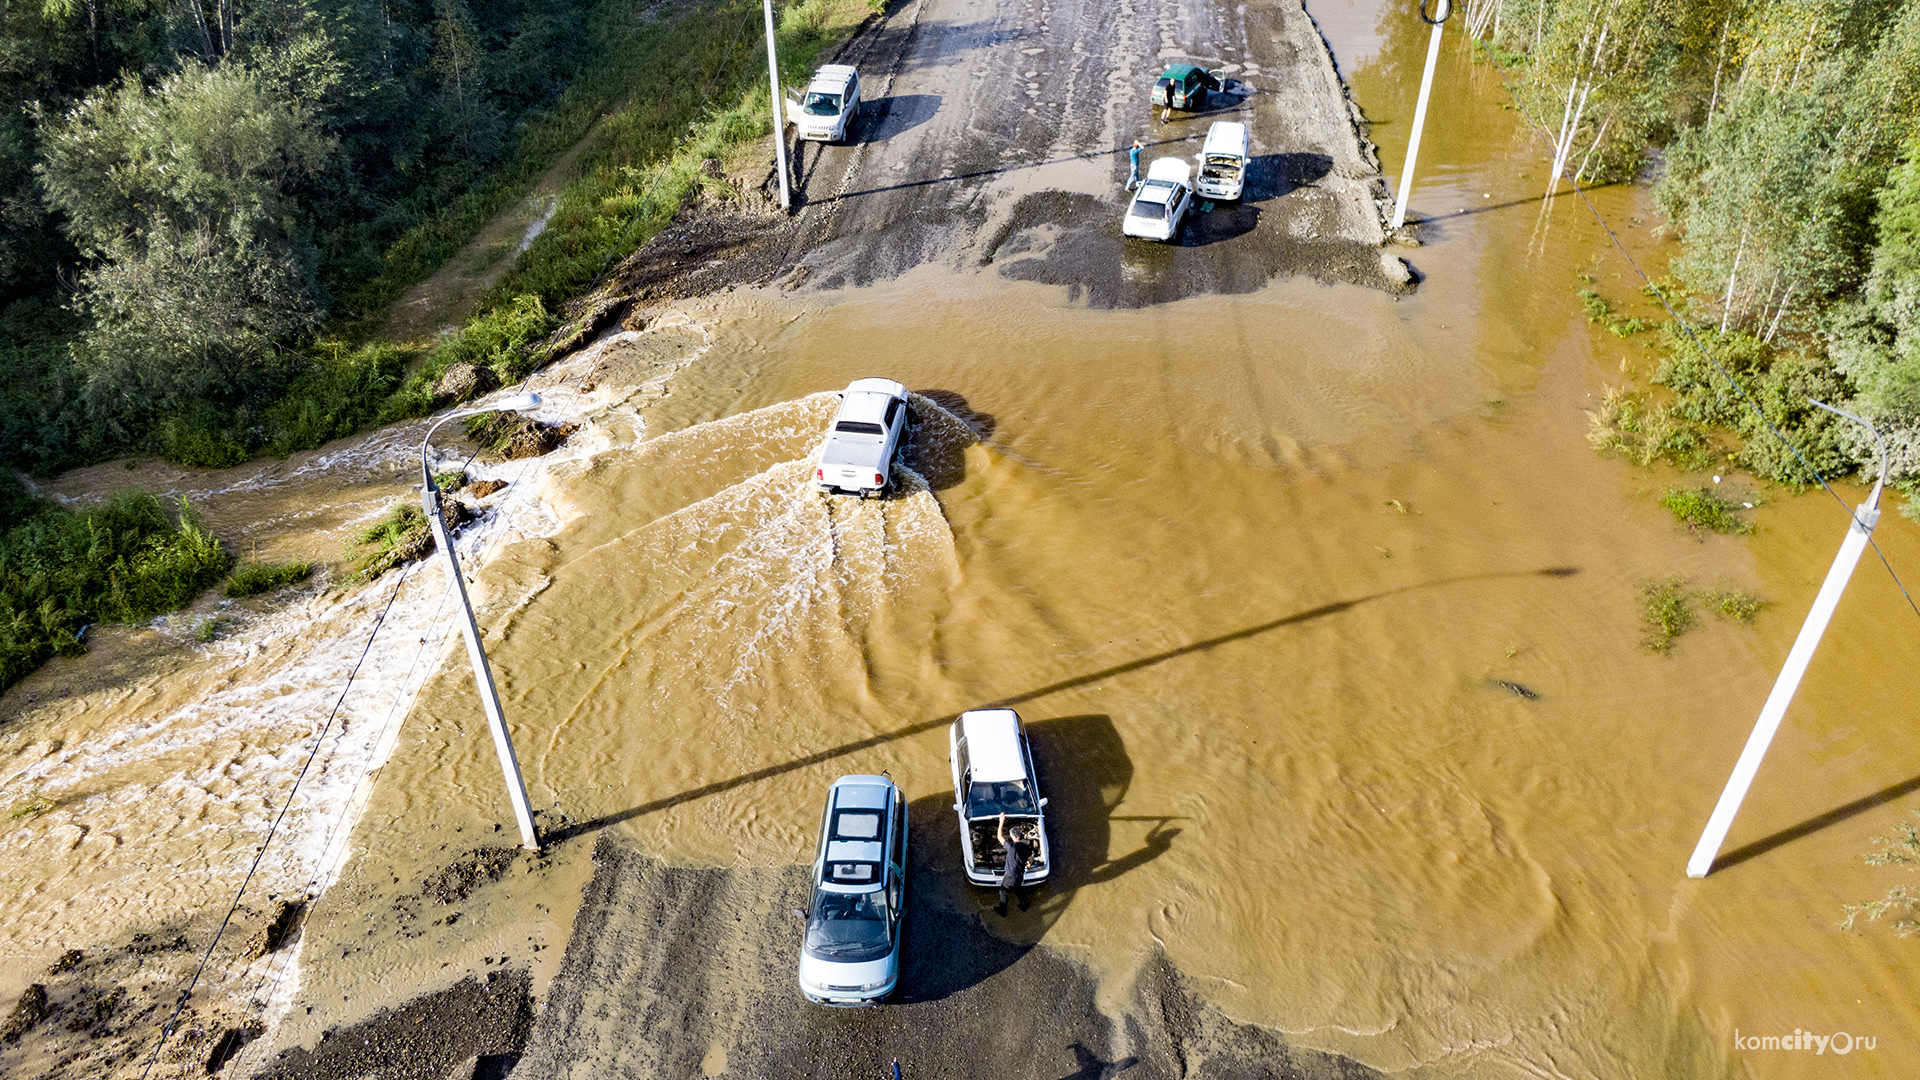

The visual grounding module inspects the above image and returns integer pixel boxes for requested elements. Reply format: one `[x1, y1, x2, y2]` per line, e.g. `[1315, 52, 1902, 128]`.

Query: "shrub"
[1641, 578, 1693, 653]
[1659, 486, 1753, 534]
[0, 493, 230, 691]
[348, 503, 436, 581]
[1704, 589, 1766, 622]
[224, 560, 316, 598]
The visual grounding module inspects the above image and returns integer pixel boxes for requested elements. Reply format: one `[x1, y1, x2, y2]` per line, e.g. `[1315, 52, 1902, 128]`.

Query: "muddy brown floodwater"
[3, 0, 1919, 1077]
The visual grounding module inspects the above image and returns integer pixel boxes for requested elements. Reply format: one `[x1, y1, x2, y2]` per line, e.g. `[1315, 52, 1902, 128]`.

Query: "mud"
[514, 832, 1386, 1079]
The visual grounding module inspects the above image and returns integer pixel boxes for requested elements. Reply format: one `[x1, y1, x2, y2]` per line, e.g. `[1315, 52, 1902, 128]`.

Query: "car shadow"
[860, 93, 941, 142]
[894, 713, 1172, 1003]
[901, 389, 995, 491]
[1243, 152, 1332, 202]
[1180, 201, 1259, 247]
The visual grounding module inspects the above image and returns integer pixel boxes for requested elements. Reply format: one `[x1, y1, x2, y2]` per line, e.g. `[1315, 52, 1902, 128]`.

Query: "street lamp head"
[493, 392, 541, 414]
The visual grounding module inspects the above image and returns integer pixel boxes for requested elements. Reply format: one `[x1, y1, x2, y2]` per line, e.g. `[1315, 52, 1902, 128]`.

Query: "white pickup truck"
[815, 378, 909, 497]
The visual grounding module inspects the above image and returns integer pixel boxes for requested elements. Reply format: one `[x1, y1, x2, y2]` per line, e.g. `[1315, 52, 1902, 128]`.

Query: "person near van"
[1127, 138, 1144, 190]
[995, 812, 1033, 915]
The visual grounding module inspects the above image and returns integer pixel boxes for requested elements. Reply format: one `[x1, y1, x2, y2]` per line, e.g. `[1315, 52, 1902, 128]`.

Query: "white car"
[949, 709, 1051, 888]
[1123, 158, 1194, 242]
[815, 378, 909, 497]
[792, 64, 863, 143]
[798, 774, 908, 1006]
[1195, 120, 1249, 201]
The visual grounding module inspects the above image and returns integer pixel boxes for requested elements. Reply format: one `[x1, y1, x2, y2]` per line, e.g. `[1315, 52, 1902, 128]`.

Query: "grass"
[1842, 808, 1920, 936]
[1577, 288, 1657, 337]
[1641, 578, 1694, 653]
[1659, 486, 1754, 534]
[9, 792, 53, 821]
[1704, 589, 1766, 622]
[224, 560, 316, 598]
[0, 489, 231, 692]
[348, 504, 437, 581]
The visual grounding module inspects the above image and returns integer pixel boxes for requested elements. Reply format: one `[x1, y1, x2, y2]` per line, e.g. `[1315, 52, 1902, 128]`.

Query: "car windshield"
[968, 779, 1036, 815]
[803, 91, 842, 116]
[834, 420, 885, 435]
[804, 888, 892, 961]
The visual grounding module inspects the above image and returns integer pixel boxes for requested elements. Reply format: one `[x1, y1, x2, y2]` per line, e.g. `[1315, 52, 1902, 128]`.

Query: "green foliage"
[224, 559, 315, 597]
[1585, 385, 1719, 470]
[259, 340, 419, 455]
[1703, 588, 1765, 622]
[1650, 327, 1855, 484]
[1842, 808, 1920, 936]
[348, 503, 435, 581]
[8, 792, 53, 821]
[1659, 486, 1752, 534]
[0, 493, 231, 692]
[1578, 288, 1656, 336]
[1640, 577, 1693, 653]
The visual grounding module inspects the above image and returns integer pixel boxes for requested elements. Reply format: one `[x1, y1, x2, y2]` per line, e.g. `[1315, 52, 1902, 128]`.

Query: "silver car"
[797, 774, 908, 1006]
[815, 378, 910, 497]
[948, 709, 1051, 887]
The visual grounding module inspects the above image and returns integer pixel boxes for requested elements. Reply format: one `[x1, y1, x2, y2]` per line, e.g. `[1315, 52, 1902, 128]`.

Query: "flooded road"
[3, 0, 1918, 1076]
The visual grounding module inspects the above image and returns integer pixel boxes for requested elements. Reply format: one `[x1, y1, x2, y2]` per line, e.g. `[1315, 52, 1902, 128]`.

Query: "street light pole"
[1685, 401, 1889, 878]
[764, 0, 791, 213]
[1391, 0, 1450, 231]
[420, 393, 543, 851]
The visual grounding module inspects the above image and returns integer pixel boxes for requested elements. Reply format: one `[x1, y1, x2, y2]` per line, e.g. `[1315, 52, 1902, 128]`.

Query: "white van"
[1195, 121, 1249, 201]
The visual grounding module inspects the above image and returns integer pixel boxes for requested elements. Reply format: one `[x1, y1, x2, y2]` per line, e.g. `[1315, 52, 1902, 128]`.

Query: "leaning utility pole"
[765, 0, 791, 213]
[1391, 0, 1450, 231]
[421, 397, 543, 851]
[1685, 401, 1889, 878]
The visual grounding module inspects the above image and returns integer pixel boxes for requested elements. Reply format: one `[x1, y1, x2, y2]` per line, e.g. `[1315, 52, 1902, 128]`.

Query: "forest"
[1467, 0, 1920, 505]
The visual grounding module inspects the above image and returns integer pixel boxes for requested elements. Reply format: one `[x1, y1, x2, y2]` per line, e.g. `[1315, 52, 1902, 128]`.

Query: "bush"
[224, 559, 315, 598]
[1640, 578, 1693, 654]
[1659, 486, 1753, 534]
[348, 503, 436, 581]
[0, 493, 231, 691]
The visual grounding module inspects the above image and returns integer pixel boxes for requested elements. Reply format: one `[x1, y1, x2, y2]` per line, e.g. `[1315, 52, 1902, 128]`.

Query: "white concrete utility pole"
[420, 393, 544, 852]
[765, 0, 791, 213]
[1685, 401, 1890, 878]
[1391, 0, 1450, 231]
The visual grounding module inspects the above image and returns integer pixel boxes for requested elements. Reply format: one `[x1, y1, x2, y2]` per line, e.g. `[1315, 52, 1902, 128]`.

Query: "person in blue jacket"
[1127, 138, 1144, 191]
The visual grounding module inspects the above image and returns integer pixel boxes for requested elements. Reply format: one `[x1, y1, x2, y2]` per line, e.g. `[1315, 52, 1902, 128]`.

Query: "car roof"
[1203, 121, 1248, 156]
[809, 65, 856, 91]
[1145, 158, 1191, 184]
[820, 776, 891, 892]
[1162, 63, 1203, 79]
[958, 709, 1027, 781]
[830, 775, 893, 807]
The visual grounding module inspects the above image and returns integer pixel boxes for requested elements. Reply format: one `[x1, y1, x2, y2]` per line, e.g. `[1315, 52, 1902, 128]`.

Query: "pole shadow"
[1709, 771, 1920, 874]
[541, 566, 1579, 847]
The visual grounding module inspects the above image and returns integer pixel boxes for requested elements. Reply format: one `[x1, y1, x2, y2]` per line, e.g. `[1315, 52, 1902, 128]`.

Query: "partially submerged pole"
[1685, 401, 1889, 878]
[1390, 0, 1450, 231]
[764, 0, 792, 213]
[421, 398, 543, 852]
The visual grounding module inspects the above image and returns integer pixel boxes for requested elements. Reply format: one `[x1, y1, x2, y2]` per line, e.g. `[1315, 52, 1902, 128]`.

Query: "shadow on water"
[1711, 770, 1920, 874]
[543, 566, 1580, 848]
[902, 389, 995, 491]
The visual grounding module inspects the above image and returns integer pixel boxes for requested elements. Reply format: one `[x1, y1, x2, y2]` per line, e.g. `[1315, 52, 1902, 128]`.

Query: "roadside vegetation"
[1843, 808, 1920, 936]
[1637, 578, 1767, 652]
[1461, 0, 1920, 510]
[224, 560, 316, 598]
[0, 0, 875, 479]
[0, 478, 231, 693]
[1658, 486, 1753, 534]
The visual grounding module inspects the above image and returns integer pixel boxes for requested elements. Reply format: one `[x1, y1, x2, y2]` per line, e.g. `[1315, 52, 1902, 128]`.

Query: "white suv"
[793, 64, 862, 143]
[798, 774, 908, 1006]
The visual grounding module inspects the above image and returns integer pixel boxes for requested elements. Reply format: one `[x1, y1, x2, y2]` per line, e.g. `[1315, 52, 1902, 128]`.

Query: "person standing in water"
[1127, 138, 1144, 191]
[995, 812, 1033, 916]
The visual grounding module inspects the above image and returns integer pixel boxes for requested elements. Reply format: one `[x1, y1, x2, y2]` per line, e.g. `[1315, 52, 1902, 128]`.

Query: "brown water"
[4, 3, 1918, 1078]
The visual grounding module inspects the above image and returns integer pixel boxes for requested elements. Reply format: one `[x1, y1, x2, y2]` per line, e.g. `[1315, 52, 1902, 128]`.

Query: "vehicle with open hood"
[948, 709, 1051, 888]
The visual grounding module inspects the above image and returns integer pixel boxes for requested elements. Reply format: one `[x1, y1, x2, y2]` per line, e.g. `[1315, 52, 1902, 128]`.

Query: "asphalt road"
[780, 0, 1409, 303]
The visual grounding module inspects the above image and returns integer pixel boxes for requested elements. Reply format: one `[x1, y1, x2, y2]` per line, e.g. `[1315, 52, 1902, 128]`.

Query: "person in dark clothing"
[994, 812, 1033, 916]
